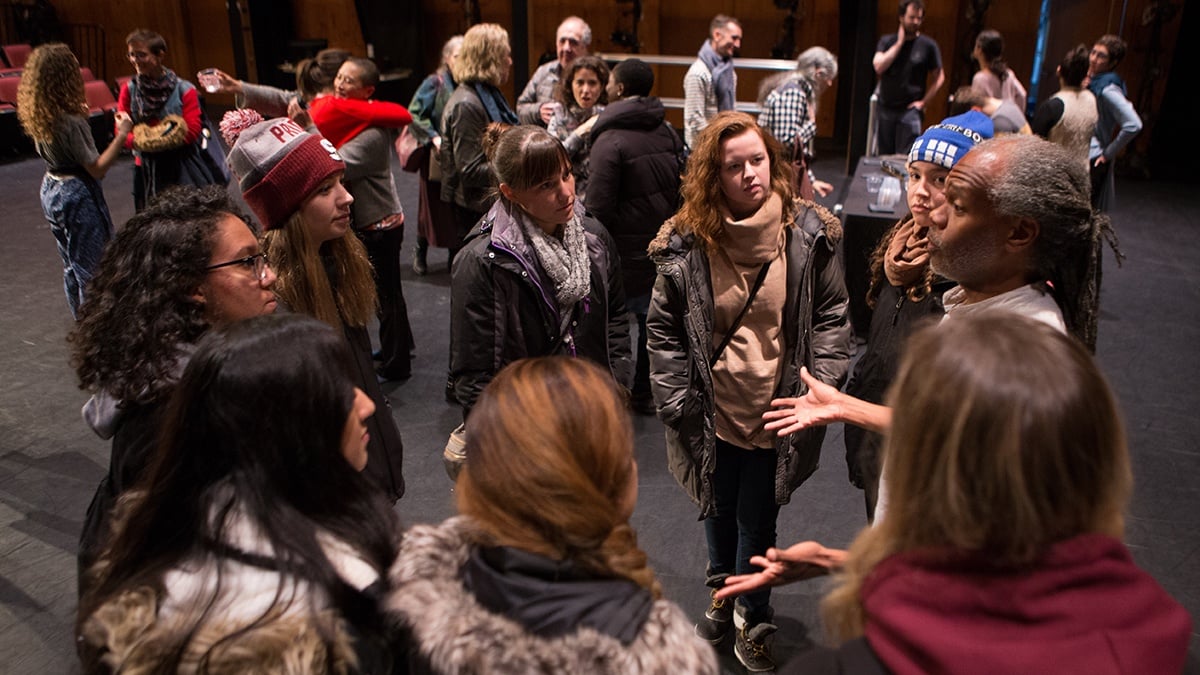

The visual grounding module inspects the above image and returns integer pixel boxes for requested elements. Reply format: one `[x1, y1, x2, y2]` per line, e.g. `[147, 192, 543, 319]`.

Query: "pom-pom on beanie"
[907, 110, 994, 170]
[221, 109, 345, 229]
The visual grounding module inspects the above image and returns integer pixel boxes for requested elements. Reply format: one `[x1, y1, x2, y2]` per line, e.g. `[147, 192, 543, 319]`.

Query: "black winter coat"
[843, 220, 952, 494]
[586, 96, 684, 300]
[439, 84, 496, 214]
[646, 199, 852, 517]
[449, 200, 633, 414]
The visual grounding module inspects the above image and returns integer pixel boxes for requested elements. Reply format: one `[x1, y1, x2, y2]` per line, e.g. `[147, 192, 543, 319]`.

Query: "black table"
[840, 156, 909, 336]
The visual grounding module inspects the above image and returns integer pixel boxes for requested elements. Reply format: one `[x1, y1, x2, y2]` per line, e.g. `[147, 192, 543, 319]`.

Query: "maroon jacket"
[860, 533, 1191, 675]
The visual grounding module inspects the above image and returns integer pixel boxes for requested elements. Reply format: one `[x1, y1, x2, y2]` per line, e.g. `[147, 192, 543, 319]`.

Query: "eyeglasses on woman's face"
[206, 252, 271, 281]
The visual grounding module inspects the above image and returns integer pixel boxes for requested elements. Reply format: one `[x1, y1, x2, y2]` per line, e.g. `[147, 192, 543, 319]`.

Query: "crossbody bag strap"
[710, 259, 771, 368]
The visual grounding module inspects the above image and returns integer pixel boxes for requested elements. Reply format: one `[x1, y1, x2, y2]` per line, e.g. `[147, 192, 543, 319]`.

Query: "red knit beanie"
[222, 113, 345, 229]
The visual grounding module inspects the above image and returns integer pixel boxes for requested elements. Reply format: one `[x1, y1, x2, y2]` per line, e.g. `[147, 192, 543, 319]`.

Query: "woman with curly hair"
[223, 111, 405, 503]
[389, 356, 717, 674]
[546, 54, 609, 200]
[77, 314, 404, 673]
[72, 186, 278, 594]
[645, 111, 850, 671]
[17, 43, 133, 318]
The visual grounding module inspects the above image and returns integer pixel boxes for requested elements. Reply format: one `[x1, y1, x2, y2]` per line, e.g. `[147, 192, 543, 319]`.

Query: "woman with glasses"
[222, 112, 406, 503]
[77, 314, 404, 673]
[71, 186, 277, 595]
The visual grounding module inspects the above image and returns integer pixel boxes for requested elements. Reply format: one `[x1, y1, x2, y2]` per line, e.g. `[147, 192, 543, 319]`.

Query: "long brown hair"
[262, 210, 376, 328]
[676, 111, 794, 251]
[821, 314, 1132, 639]
[457, 357, 660, 597]
[16, 43, 86, 143]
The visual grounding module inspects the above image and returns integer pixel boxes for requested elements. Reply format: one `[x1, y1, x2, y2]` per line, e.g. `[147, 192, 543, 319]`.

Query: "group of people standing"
[13, 11, 1188, 675]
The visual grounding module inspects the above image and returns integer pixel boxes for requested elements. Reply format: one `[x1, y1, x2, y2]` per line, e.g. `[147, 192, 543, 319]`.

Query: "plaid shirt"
[683, 60, 719, 149]
[759, 76, 817, 151]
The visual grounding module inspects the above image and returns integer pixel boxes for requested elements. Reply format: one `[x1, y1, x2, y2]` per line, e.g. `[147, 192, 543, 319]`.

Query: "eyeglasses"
[206, 252, 270, 280]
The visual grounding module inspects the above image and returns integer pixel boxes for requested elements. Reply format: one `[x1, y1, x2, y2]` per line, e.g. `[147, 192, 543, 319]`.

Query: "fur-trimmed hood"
[78, 495, 382, 674]
[80, 586, 360, 674]
[648, 197, 842, 258]
[385, 516, 718, 674]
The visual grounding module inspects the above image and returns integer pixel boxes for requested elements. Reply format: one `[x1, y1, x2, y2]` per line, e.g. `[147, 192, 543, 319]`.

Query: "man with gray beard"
[762, 136, 1121, 521]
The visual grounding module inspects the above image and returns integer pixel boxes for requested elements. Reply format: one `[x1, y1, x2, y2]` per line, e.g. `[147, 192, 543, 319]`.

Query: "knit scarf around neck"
[698, 41, 736, 112]
[709, 191, 786, 449]
[471, 81, 518, 125]
[518, 206, 592, 317]
[132, 68, 180, 120]
[718, 192, 785, 265]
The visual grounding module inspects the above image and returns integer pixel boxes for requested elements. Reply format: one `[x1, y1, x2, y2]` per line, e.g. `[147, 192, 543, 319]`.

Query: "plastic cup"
[866, 174, 883, 194]
[873, 176, 902, 210]
[199, 68, 220, 94]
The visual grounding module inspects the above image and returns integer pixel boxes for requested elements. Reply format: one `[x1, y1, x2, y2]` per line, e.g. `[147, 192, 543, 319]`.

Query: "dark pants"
[358, 225, 414, 379]
[40, 172, 113, 319]
[876, 105, 923, 156]
[627, 293, 651, 401]
[704, 438, 780, 624]
[449, 204, 484, 264]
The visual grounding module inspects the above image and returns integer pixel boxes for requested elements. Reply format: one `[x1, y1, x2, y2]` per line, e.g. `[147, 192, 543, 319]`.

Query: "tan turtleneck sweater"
[709, 192, 788, 450]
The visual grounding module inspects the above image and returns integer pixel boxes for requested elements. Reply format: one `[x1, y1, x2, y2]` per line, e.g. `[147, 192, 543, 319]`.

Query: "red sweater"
[861, 534, 1191, 675]
[117, 78, 203, 151]
[310, 96, 412, 149]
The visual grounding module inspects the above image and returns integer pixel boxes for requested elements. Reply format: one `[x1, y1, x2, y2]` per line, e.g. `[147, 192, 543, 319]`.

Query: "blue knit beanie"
[907, 110, 994, 170]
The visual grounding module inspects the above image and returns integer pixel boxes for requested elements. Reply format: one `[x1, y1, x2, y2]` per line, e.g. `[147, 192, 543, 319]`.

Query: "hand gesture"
[575, 114, 599, 137]
[715, 541, 847, 601]
[114, 111, 134, 135]
[763, 366, 843, 436]
[539, 101, 557, 125]
[287, 98, 312, 129]
[813, 179, 834, 198]
[897, 22, 908, 43]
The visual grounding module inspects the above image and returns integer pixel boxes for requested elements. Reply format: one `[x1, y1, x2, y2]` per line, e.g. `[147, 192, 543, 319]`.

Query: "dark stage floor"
[1, 149, 1197, 673]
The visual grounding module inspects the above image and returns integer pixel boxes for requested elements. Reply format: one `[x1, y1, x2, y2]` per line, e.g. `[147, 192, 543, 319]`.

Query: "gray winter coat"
[646, 199, 851, 517]
[386, 516, 719, 674]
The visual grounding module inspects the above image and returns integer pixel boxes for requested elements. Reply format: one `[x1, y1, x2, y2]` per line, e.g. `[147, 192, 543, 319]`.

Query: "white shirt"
[874, 283, 1066, 521]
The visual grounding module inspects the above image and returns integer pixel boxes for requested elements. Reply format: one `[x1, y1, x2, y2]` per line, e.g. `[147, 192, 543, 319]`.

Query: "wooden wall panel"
[290, 0, 365, 57]
[41, 0, 1177, 157]
[48, 0, 191, 91]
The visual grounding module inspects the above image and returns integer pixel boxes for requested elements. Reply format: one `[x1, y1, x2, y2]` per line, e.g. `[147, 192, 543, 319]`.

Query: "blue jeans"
[41, 172, 114, 319]
[704, 438, 780, 624]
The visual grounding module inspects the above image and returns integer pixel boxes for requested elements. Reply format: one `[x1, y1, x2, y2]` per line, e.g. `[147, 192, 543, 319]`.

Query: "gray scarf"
[519, 209, 592, 318]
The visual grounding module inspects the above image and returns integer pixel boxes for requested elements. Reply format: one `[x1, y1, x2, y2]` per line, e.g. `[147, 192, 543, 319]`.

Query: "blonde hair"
[16, 43, 86, 143]
[451, 23, 511, 86]
[677, 111, 794, 251]
[457, 357, 660, 598]
[262, 211, 376, 329]
[821, 314, 1132, 639]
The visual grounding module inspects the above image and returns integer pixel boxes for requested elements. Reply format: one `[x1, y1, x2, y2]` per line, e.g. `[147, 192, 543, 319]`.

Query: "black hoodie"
[586, 96, 684, 300]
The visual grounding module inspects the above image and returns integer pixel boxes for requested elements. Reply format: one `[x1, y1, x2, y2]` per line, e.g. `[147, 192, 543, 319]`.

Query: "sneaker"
[733, 606, 778, 672]
[694, 575, 733, 644]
